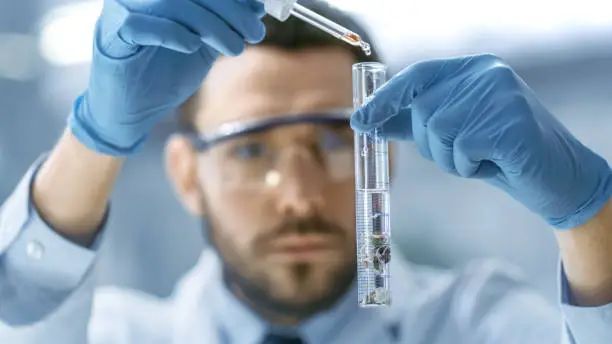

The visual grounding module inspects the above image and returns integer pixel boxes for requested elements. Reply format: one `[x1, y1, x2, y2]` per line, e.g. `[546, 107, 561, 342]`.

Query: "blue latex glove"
[351, 54, 612, 229]
[69, 0, 267, 155]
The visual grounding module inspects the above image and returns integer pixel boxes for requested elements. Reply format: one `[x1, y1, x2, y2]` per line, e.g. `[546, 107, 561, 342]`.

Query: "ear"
[164, 135, 205, 216]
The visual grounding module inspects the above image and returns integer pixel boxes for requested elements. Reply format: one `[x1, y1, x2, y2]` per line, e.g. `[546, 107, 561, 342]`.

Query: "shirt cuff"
[0, 156, 43, 254]
[560, 263, 612, 343]
[1, 155, 106, 291]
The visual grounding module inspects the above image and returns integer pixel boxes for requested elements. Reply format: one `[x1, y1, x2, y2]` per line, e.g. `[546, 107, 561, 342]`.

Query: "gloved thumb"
[350, 59, 450, 136]
[351, 56, 488, 139]
[353, 107, 414, 140]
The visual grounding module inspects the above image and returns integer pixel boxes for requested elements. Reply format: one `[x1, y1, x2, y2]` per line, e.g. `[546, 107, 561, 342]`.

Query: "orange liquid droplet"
[344, 32, 361, 45]
[343, 32, 371, 56]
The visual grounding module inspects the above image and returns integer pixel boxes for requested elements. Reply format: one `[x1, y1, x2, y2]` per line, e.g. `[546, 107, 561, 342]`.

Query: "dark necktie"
[261, 333, 305, 344]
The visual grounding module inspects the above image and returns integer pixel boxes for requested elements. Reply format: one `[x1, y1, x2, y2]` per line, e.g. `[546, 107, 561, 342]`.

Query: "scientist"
[1, 0, 611, 343]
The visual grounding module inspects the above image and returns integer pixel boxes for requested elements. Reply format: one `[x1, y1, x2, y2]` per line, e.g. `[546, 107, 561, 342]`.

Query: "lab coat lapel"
[171, 250, 222, 344]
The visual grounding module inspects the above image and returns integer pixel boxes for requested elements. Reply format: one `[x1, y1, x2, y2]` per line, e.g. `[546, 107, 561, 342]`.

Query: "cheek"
[202, 184, 276, 248]
[323, 181, 356, 237]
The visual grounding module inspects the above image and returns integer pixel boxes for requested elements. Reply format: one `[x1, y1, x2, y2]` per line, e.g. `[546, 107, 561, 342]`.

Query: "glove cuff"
[68, 94, 147, 156]
[548, 161, 612, 229]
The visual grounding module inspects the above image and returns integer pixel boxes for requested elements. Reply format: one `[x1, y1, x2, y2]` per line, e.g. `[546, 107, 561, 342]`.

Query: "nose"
[275, 148, 326, 218]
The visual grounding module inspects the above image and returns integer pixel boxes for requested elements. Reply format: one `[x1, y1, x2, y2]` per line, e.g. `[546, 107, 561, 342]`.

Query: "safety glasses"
[184, 108, 355, 191]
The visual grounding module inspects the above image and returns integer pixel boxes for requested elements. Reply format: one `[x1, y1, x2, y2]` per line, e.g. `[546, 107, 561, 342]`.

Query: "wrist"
[33, 129, 123, 239]
[557, 197, 612, 306]
[549, 155, 612, 229]
[69, 94, 148, 156]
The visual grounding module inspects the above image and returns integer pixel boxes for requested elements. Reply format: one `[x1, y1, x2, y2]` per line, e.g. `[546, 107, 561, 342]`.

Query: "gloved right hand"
[69, 0, 267, 156]
[351, 54, 612, 229]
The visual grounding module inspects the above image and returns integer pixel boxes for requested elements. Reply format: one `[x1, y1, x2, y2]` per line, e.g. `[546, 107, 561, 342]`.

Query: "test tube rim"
[352, 62, 387, 74]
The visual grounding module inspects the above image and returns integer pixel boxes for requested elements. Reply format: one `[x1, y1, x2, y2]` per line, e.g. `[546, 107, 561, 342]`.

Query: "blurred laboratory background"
[1, 0, 611, 302]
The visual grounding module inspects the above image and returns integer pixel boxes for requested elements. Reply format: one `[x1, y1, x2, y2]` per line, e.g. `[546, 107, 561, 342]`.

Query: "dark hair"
[178, 1, 381, 130]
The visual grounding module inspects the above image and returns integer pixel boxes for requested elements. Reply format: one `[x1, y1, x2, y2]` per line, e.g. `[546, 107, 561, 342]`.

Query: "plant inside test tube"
[361, 234, 390, 273]
[359, 178, 391, 305]
[373, 234, 391, 264]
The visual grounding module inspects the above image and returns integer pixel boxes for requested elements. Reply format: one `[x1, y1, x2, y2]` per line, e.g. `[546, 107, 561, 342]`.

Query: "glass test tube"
[353, 62, 391, 307]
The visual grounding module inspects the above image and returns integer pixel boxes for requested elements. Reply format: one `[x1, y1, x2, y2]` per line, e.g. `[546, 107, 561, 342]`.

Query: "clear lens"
[200, 123, 354, 191]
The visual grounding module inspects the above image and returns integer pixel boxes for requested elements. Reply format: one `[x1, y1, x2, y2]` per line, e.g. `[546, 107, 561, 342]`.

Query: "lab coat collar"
[298, 282, 361, 344]
[209, 266, 268, 344]
[177, 247, 417, 344]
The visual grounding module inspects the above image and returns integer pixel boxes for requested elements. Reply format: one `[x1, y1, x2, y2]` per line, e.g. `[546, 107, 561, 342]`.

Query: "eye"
[230, 142, 269, 160]
[319, 128, 352, 151]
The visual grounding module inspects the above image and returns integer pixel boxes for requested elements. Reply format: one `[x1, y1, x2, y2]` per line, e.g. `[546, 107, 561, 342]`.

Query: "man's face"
[168, 46, 357, 321]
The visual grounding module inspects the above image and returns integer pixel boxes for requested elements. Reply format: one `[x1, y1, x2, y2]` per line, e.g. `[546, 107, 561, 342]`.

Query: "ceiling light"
[39, 0, 102, 66]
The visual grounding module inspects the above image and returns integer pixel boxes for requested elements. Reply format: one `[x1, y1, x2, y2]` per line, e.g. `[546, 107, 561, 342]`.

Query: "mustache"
[255, 216, 346, 247]
[273, 216, 345, 236]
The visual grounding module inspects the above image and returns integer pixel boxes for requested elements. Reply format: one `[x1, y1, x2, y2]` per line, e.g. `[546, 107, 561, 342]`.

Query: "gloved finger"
[416, 75, 475, 174]
[410, 103, 432, 160]
[488, 108, 540, 178]
[161, 3, 247, 55]
[192, 0, 267, 43]
[453, 135, 501, 178]
[452, 85, 524, 179]
[236, 0, 267, 18]
[406, 80, 457, 160]
[118, 14, 204, 54]
[426, 111, 461, 175]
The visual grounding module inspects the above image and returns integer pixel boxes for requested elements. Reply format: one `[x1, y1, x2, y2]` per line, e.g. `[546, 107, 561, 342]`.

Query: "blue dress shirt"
[1, 158, 612, 344]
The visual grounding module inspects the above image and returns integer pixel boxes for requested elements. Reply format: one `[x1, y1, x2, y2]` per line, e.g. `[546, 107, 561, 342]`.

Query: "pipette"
[290, 4, 371, 56]
[260, 0, 371, 56]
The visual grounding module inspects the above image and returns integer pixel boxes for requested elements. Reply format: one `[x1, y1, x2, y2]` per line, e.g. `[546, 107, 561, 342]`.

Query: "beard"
[203, 214, 356, 323]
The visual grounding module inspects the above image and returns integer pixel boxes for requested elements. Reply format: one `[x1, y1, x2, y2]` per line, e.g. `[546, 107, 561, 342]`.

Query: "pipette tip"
[360, 42, 371, 56]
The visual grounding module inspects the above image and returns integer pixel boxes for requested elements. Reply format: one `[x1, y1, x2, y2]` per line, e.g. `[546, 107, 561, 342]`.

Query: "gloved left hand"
[351, 54, 612, 229]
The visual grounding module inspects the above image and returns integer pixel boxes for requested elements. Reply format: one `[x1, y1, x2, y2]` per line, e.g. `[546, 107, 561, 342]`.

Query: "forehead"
[194, 46, 355, 133]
